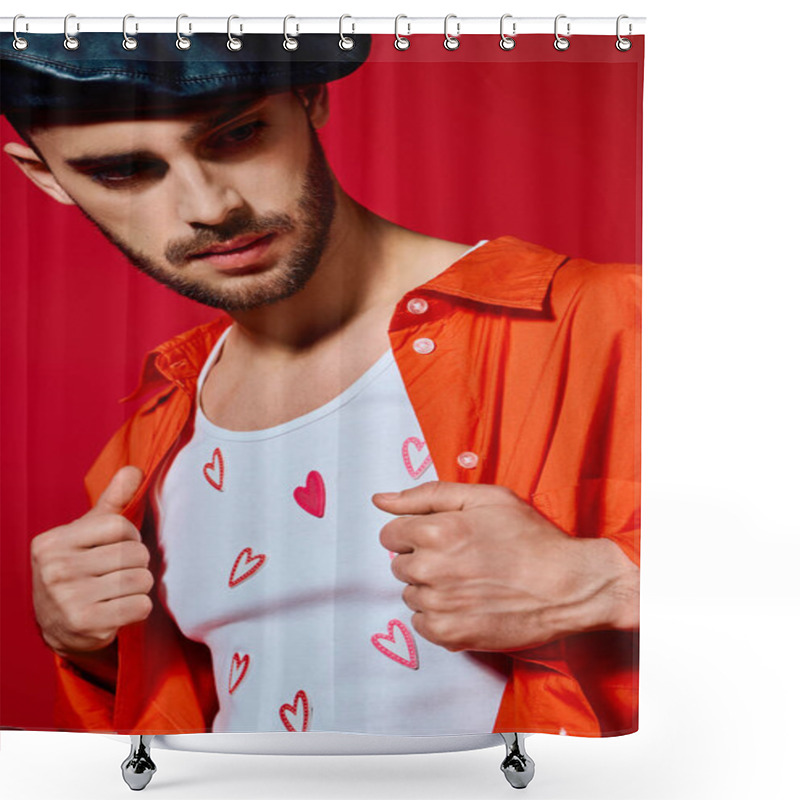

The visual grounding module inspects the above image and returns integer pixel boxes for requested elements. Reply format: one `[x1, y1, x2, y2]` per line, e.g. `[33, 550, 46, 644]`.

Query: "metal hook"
[283, 15, 299, 51]
[63, 13, 79, 51]
[176, 13, 191, 50]
[122, 14, 138, 50]
[12, 14, 28, 51]
[227, 15, 242, 51]
[554, 14, 570, 51]
[339, 14, 355, 50]
[500, 14, 516, 50]
[444, 13, 460, 51]
[394, 15, 410, 50]
[616, 14, 632, 51]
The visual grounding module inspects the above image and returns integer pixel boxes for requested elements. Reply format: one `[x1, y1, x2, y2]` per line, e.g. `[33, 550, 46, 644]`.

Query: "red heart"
[228, 652, 249, 694]
[371, 619, 419, 670]
[402, 436, 432, 479]
[280, 689, 311, 732]
[229, 548, 268, 588]
[203, 447, 225, 491]
[293, 470, 325, 518]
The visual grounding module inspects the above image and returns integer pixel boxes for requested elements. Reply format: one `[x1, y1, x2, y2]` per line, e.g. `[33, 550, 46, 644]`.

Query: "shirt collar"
[418, 236, 567, 311]
[123, 236, 567, 402]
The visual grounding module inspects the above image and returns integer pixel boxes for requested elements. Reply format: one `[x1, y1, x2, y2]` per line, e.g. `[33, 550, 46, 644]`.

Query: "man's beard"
[80, 126, 336, 312]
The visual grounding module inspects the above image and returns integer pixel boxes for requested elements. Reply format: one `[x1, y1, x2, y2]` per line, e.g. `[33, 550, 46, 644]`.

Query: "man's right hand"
[30, 466, 154, 656]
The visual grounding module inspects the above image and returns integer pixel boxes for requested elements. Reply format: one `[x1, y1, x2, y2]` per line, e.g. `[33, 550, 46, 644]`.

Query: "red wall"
[0, 34, 643, 728]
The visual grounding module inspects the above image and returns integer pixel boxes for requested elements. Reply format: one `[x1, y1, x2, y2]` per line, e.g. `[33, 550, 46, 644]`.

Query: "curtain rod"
[1, 16, 646, 36]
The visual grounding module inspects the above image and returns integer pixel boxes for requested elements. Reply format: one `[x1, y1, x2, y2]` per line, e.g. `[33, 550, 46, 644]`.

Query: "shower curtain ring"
[227, 15, 242, 50]
[339, 15, 355, 50]
[122, 15, 138, 50]
[63, 14, 79, 51]
[616, 15, 632, 51]
[444, 14, 460, 50]
[554, 14, 570, 51]
[499, 14, 516, 50]
[283, 15, 299, 51]
[12, 15, 28, 50]
[394, 15, 410, 50]
[176, 14, 191, 50]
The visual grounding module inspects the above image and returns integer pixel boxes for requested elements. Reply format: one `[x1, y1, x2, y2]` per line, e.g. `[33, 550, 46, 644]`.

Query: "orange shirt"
[53, 236, 640, 737]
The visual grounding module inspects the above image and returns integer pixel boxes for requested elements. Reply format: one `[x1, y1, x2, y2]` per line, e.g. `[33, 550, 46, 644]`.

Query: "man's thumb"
[87, 466, 144, 516]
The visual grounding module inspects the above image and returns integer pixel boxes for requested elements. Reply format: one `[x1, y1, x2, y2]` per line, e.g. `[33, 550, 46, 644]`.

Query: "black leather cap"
[0, 32, 371, 122]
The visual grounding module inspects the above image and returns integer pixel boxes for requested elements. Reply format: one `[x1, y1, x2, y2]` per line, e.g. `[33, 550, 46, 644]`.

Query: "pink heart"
[293, 470, 325, 518]
[203, 447, 225, 491]
[229, 547, 268, 588]
[280, 690, 311, 732]
[402, 437, 432, 479]
[228, 652, 249, 694]
[371, 619, 419, 670]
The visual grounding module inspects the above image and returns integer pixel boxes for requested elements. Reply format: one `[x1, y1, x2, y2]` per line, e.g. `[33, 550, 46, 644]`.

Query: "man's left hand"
[372, 481, 639, 653]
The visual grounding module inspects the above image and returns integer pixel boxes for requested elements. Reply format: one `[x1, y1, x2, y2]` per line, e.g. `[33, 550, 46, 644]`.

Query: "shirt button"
[413, 337, 435, 354]
[406, 297, 429, 315]
[457, 451, 479, 469]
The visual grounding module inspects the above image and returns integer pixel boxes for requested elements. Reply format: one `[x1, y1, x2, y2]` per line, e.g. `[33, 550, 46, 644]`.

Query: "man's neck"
[225, 187, 471, 359]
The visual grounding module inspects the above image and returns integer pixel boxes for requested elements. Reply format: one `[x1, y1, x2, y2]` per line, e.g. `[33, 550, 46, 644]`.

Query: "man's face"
[26, 90, 336, 311]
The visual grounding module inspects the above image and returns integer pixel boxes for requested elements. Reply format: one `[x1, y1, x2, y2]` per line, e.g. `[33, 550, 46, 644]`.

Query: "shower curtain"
[0, 27, 642, 739]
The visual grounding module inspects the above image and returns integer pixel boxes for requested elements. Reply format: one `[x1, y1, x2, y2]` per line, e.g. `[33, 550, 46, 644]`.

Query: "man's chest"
[200, 326, 393, 432]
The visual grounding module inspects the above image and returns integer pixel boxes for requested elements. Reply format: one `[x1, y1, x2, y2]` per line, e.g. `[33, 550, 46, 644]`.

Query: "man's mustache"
[165, 212, 295, 265]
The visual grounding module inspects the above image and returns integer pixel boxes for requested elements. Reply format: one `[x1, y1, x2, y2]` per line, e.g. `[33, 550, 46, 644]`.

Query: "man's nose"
[173, 162, 245, 226]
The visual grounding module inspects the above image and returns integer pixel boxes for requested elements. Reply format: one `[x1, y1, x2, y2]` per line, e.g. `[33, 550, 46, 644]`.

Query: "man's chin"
[135, 266, 314, 312]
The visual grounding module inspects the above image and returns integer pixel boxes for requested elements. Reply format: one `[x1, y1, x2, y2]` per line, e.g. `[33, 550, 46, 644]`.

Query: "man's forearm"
[538, 536, 640, 643]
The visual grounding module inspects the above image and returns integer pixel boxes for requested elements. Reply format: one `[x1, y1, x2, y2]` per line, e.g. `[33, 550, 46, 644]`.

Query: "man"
[1, 33, 640, 738]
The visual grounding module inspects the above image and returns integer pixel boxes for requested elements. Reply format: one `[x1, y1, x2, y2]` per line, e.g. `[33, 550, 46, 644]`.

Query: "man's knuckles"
[402, 584, 454, 614]
[411, 611, 467, 651]
[74, 512, 140, 541]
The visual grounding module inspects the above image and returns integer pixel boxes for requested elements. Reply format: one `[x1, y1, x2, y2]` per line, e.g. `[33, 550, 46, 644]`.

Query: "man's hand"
[372, 481, 639, 653]
[30, 466, 153, 657]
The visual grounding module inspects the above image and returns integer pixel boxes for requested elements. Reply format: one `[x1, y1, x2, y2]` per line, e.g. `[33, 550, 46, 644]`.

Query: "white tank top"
[152, 255, 508, 736]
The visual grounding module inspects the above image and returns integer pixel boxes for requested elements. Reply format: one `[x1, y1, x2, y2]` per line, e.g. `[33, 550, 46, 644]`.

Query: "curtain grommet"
[63, 13, 79, 51]
[554, 14, 570, 51]
[176, 13, 191, 50]
[227, 15, 242, 51]
[394, 15, 410, 50]
[122, 14, 138, 50]
[444, 14, 460, 50]
[499, 14, 516, 50]
[283, 15, 299, 51]
[616, 15, 632, 51]
[339, 15, 355, 51]
[12, 15, 28, 50]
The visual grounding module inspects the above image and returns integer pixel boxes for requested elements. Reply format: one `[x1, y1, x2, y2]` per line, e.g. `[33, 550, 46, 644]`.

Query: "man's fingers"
[88, 567, 155, 604]
[86, 466, 144, 518]
[68, 513, 143, 549]
[86, 592, 154, 634]
[77, 539, 151, 577]
[372, 481, 521, 516]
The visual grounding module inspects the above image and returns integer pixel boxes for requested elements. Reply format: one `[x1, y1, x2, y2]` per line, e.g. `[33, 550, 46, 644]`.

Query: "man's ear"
[3, 141, 76, 206]
[293, 84, 330, 130]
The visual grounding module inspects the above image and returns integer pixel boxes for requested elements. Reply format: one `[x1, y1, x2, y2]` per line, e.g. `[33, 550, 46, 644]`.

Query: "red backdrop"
[0, 34, 643, 729]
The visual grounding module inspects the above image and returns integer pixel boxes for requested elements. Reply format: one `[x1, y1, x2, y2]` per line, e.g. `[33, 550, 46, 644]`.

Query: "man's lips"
[191, 233, 274, 258]
[190, 233, 277, 272]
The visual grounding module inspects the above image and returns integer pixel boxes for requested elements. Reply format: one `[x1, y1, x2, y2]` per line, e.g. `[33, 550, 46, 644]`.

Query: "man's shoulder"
[151, 315, 231, 364]
[436, 236, 639, 315]
[549, 255, 641, 316]
[120, 315, 231, 405]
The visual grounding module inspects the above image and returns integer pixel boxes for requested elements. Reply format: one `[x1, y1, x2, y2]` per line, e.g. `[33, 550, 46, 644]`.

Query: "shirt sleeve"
[532, 260, 641, 567]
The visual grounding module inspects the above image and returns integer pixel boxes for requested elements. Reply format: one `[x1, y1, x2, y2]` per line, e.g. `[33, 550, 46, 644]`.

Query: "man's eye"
[213, 121, 268, 148]
[88, 162, 163, 187]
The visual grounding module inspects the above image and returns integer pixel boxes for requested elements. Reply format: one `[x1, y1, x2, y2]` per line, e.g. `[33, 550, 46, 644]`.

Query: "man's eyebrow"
[179, 96, 270, 144]
[64, 97, 272, 169]
[65, 150, 154, 170]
